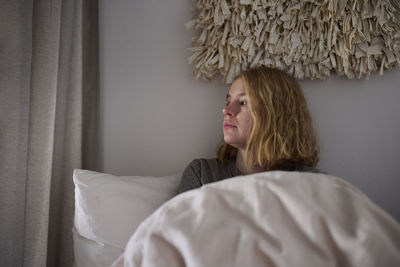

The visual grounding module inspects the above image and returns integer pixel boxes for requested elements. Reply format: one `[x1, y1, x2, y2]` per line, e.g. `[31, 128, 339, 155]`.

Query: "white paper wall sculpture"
[186, 0, 400, 83]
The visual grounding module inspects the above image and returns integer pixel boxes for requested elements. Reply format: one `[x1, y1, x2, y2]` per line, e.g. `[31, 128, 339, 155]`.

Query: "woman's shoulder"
[187, 158, 224, 167]
[185, 158, 240, 181]
[185, 158, 226, 175]
[183, 158, 216, 175]
[178, 158, 228, 194]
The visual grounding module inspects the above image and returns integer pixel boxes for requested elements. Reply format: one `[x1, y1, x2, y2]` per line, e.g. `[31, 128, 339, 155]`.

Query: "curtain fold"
[0, 0, 100, 266]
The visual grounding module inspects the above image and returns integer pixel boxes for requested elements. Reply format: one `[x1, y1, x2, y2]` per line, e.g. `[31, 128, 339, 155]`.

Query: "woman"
[177, 66, 322, 194]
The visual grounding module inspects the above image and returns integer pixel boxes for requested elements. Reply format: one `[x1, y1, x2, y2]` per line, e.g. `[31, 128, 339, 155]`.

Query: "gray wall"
[99, 0, 400, 220]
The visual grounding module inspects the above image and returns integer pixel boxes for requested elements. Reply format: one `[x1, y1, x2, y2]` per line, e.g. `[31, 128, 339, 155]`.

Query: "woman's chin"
[223, 136, 232, 144]
[224, 138, 237, 148]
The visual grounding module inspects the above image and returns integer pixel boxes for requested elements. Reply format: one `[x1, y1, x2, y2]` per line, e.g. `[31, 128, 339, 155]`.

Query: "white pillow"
[72, 169, 181, 267]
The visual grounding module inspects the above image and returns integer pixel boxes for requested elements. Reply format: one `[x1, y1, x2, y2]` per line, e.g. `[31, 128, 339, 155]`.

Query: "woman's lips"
[223, 123, 236, 129]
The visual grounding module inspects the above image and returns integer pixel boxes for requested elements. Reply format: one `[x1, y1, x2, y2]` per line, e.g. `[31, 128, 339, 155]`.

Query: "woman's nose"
[222, 103, 235, 116]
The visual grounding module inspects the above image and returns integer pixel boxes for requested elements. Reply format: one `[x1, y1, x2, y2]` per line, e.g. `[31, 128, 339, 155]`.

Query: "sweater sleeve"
[177, 159, 203, 194]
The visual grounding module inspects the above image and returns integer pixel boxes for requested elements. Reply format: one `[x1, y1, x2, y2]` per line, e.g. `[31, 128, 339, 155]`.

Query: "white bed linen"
[111, 171, 400, 267]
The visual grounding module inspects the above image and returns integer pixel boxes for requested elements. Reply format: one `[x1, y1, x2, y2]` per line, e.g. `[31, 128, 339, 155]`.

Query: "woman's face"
[222, 77, 253, 150]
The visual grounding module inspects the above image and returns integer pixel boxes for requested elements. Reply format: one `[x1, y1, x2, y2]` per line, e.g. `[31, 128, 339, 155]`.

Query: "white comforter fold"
[112, 171, 400, 267]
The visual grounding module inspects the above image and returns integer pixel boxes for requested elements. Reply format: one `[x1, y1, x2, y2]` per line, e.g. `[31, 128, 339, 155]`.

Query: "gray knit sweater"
[177, 158, 323, 194]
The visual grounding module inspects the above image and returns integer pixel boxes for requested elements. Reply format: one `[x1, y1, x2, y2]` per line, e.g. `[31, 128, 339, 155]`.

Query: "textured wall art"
[186, 0, 400, 83]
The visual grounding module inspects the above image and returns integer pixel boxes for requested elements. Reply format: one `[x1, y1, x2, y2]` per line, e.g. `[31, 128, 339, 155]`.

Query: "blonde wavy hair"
[217, 66, 319, 170]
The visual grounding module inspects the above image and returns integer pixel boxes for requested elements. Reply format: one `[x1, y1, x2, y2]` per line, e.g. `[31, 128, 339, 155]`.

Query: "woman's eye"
[240, 101, 247, 105]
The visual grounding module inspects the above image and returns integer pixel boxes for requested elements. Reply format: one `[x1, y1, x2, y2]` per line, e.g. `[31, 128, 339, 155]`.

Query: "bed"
[72, 169, 400, 267]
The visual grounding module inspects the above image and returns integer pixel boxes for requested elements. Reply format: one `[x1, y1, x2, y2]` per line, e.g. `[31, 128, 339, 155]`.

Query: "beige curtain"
[0, 0, 100, 266]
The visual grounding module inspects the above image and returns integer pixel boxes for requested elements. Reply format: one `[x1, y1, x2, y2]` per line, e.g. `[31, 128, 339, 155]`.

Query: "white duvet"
[111, 171, 400, 267]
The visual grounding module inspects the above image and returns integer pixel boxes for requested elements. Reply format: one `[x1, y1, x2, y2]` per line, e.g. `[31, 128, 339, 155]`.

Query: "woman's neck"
[236, 150, 265, 175]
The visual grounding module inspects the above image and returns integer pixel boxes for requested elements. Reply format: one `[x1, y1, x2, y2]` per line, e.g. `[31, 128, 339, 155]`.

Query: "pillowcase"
[72, 169, 181, 267]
